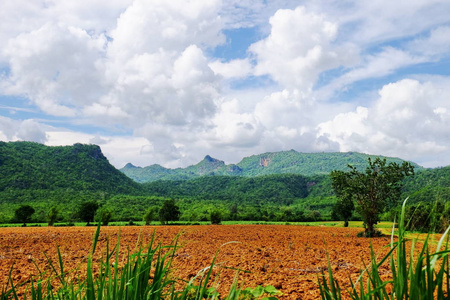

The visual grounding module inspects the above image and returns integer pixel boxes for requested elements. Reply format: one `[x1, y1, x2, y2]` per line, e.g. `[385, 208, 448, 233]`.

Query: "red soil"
[0, 225, 395, 299]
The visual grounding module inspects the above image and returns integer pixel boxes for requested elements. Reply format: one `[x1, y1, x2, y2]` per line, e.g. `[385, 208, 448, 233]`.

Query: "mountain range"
[0, 141, 447, 223]
[121, 150, 424, 182]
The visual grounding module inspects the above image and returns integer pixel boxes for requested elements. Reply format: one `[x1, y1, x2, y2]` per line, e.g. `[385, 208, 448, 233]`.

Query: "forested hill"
[0, 141, 139, 194]
[121, 150, 423, 182]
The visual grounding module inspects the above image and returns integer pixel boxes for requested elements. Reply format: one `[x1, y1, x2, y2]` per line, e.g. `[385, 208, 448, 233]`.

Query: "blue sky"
[1, 0, 450, 169]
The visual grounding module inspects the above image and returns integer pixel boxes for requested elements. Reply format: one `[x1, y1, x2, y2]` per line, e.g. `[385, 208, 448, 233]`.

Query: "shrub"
[210, 210, 222, 224]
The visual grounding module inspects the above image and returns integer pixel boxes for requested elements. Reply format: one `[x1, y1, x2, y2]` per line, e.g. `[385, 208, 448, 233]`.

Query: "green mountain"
[1, 141, 446, 225]
[0, 141, 140, 194]
[121, 150, 423, 182]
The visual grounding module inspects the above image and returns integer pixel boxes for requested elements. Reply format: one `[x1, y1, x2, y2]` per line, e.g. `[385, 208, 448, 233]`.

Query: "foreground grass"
[319, 199, 450, 299]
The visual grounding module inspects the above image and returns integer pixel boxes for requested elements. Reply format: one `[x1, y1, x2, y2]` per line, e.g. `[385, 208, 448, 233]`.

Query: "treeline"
[143, 174, 310, 205]
[0, 173, 332, 224]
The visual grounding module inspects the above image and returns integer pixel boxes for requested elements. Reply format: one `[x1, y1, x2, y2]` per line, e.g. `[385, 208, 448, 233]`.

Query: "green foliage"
[78, 201, 99, 225]
[404, 201, 450, 233]
[143, 174, 309, 205]
[331, 195, 354, 227]
[210, 210, 222, 224]
[331, 157, 414, 236]
[95, 207, 113, 226]
[47, 206, 59, 226]
[159, 199, 180, 225]
[143, 207, 158, 225]
[14, 204, 35, 225]
[318, 199, 450, 299]
[0, 141, 140, 193]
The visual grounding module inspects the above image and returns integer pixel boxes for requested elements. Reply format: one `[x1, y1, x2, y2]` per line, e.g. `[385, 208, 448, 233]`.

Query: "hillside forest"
[1, 141, 449, 232]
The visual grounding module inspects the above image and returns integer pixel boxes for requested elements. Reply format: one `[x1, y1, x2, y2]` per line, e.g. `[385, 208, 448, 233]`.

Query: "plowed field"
[0, 225, 396, 299]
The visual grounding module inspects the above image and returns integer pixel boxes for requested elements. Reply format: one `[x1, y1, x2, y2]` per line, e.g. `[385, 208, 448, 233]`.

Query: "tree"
[331, 157, 414, 236]
[15, 205, 35, 226]
[96, 207, 113, 226]
[78, 201, 99, 226]
[47, 206, 59, 226]
[210, 210, 222, 224]
[144, 207, 158, 225]
[159, 199, 180, 225]
[331, 197, 354, 227]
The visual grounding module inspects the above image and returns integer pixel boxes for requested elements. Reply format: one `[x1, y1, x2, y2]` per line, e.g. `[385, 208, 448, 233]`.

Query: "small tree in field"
[47, 206, 59, 226]
[15, 205, 35, 226]
[331, 157, 414, 236]
[331, 197, 355, 227]
[144, 207, 158, 225]
[78, 201, 99, 226]
[159, 199, 180, 225]
[96, 207, 113, 226]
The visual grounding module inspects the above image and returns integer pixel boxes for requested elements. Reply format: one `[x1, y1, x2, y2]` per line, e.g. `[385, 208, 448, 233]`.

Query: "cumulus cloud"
[0, 117, 47, 143]
[2, 23, 106, 116]
[1, 1, 450, 169]
[205, 99, 263, 147]
[318, 79, 450, 165]
[249, 6, 356, 90]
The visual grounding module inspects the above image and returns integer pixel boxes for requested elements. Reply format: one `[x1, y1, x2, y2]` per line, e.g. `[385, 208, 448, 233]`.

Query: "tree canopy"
[331, 157, 414, 236]
[159, 199, 180, 225]
[15, 204, 35, 226]
[78, 201, 99, 225]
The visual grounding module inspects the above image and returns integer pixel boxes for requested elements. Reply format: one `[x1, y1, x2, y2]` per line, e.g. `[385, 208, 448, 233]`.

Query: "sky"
[1, 0, 450, 169]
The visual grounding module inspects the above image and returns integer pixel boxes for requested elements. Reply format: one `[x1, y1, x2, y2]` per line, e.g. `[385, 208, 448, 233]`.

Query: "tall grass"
[0, 225, 280, 300]
[319, 198, 450, 299]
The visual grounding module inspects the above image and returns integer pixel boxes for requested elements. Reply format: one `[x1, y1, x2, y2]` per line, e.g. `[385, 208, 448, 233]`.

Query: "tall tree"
[15, 205, 35, 226]
[331, 157, 414, 236]
[159, 199, 180, 225]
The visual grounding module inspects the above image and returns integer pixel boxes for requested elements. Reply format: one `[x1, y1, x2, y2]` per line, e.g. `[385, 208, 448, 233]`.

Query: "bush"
[210, 210, 222, 224]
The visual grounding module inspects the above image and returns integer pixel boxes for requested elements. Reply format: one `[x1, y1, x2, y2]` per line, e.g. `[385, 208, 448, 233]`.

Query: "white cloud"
[209, 59, 253, 79]
[249, 6, 356, 90]
[2, 23, 106, 116]
[409, 26, 450, 57]
[321, 47, 426, 97]
[0, 116, 48, 143]
[1, 1, 450, 169]
[108, 0, 224, 62]
[205, 99, 263, 147]
[318, 79, 450, 166]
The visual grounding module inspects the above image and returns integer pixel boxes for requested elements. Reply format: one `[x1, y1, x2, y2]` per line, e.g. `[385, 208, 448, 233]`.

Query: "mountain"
[122, 155, 243, 182]
[121, 150, 423, 182]
[0, 141, 140, 194]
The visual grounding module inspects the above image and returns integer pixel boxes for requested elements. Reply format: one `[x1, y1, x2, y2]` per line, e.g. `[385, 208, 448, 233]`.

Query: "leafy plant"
[318, 198, 450, 299]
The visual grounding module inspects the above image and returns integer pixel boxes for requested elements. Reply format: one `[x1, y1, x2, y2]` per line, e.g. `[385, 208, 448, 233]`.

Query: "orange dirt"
[0, 225, 396, 299]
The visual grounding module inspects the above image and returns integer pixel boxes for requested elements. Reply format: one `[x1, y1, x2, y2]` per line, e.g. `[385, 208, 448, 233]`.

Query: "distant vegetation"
[121, 150, 422, 182]
[0, 141, 449, 232]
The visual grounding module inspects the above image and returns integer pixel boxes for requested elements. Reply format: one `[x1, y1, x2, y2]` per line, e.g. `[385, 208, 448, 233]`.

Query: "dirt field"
[0, 225, 396, 299]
